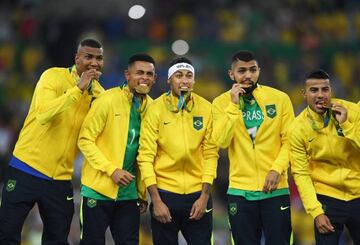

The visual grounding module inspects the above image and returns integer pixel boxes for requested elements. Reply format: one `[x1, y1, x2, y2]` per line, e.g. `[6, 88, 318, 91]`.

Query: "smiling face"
[228, 59, 260, 89]
[303, 78, 332, 114]
[75, 46, 104, 76]
[168, 69, 195, 97]
[125, 61, 156, 94]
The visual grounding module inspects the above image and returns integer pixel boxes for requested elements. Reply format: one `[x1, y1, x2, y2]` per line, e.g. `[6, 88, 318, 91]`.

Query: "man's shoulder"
[193, 93, 211, 106]
[41, 67, 69, 76]
[212, 90, 230, 104]
[258, 84, 289, 98]
[93, 87, 121, 104]
[289, 109, 308, 134]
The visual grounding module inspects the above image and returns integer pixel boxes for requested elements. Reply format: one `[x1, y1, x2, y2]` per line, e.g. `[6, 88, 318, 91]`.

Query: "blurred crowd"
[0, 0, 359, 244]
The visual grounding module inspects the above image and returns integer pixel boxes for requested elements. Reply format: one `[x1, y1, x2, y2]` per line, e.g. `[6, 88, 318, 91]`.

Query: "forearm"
[147, 184, 162, 203]
[36, 86, 82, 124]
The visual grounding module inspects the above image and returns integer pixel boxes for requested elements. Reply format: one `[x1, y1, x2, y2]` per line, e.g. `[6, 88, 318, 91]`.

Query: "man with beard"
[212, 50, 295, 245]
[78, 53, 156, 245]
[137, 57, 218, 245]
[289, 69, 360, 245]
[0, 38, 105, 244]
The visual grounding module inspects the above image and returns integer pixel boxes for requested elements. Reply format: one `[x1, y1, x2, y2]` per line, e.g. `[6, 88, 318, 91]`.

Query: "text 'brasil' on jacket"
[137, 92, 219, 194]
[212, 84, 295, 191]
[78, 86, 151, 200]
[289, 98, 360, 219]
[13, 66, 104, 180]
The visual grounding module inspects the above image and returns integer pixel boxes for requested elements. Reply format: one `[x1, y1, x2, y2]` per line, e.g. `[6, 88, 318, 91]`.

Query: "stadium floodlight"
[171, 40, 189, 55]
[128, 5, 146, 19]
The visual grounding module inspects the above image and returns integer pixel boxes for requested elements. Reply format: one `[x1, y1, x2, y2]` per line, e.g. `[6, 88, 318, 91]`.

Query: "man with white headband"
[137, 57, 218, 244]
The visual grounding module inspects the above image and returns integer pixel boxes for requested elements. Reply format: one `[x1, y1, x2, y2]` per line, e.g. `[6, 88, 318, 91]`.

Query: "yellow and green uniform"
[78, 84, 151, 200]
[289, 98, 360, 219]
[81, 97, 140, 200]
[12, 66, 104, 180]
[226, 95, 289, 199]
[137, 91, 218, 245]
[212, 84, 295, 245]
[212, 84, 295, 193]
[137, 92, 219, 193]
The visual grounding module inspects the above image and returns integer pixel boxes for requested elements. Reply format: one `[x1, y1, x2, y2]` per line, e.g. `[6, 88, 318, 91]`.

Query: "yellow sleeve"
[137, 104, 159, 188]
[289, 124, 324, 219]
[340, 105, 360, 149]
[201, 113, 219, 184]
[136, 162, 147, 201]
[78, 96, 117, 177]
[211, 97, 241, 148]
[270, 94, 295, 174]
[35, 69, 83, 124]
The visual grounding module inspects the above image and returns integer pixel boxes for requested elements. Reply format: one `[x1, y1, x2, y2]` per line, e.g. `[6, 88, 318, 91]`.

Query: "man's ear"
[228, 69, 234, 81]
[74, 53, 79, 65]
[124, 69, 130, 81]
[301, 88, 306, 98]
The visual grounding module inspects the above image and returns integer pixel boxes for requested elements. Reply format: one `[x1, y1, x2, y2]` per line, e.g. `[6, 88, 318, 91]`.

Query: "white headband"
[168, 62, 195, 79]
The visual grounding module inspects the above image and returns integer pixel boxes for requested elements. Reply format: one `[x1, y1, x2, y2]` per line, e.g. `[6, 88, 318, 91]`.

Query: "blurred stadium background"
[0, 0, 359, 244]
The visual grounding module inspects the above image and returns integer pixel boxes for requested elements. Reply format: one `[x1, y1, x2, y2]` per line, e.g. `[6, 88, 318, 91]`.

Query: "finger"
[123, 174, 134, 182]
[118, 179, 128, 186]
[189, 204, 196, 217]
[189, 206, 199, 219]
[325, 220, 335, 232]
[119, 176, 131, 185]
[262, 180, 270, 193]
[166, 209, 172, 223]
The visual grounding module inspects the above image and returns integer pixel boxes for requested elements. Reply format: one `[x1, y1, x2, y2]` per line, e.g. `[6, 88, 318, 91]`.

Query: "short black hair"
[305, 69, 330, 80]
[78, 38, 102, 50]
[169, 57, 193, 67]
[128, 53, 155, 66]
[232, 50, 257, 63]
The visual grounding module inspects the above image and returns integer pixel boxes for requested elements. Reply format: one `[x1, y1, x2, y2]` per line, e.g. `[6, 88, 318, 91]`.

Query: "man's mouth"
[135, 83, 150, 94]
[180, 86, 192, 92]
[315, 100, 330, 109]
[239, 81, 253, 88]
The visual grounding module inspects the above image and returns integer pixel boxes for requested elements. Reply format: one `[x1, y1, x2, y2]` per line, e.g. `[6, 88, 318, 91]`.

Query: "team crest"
[229, 202, 237, 216]
[265, 104, 276, 118]
[87, 198, 97, 208]
[193, 116, 203, 131]
[6, 179, 16, 192]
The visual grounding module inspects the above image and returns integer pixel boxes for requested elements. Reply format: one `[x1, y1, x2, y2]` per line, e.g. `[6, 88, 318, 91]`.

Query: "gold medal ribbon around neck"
[165, 91, 194, 113]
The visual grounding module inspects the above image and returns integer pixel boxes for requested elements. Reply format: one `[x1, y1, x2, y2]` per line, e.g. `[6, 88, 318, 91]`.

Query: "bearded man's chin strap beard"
[243, 82, 258, 95]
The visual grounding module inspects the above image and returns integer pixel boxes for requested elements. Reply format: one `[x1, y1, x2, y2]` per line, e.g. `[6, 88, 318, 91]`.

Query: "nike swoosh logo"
[205, 208, 213, 213]
[164, 122, 170, 125]
[308, 137, 316, 142]
[66, 196, 74, 201]
[115, 113, 121, 117]
[280, 206, 290, 211]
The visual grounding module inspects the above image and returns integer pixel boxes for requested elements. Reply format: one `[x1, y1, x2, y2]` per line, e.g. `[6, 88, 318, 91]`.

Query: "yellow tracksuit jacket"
[78, 86, 151, 200]
[212, 85, 295, 191]
[289, 99, 360, 219]
[137, 92, 219, 194]
[13, 66, 104, 180]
